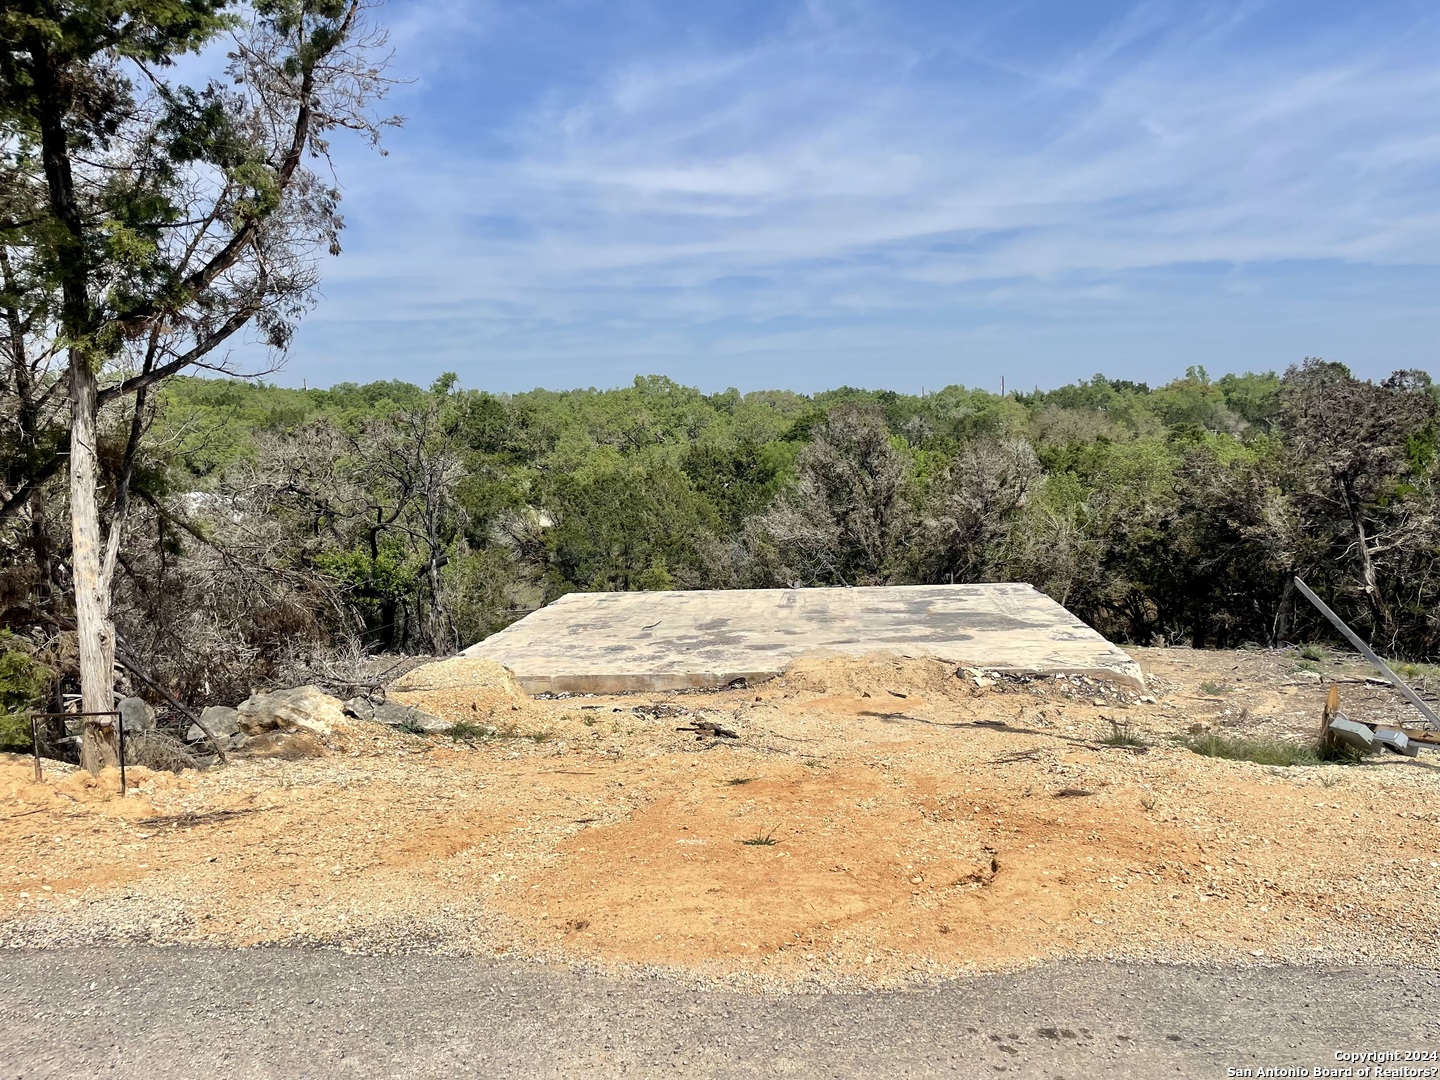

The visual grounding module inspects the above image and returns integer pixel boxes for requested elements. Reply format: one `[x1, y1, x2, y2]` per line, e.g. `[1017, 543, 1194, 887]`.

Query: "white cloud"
[281, 0, 1440, 387]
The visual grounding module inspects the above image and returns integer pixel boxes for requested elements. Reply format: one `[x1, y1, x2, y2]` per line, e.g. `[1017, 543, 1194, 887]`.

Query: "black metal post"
[29, 711, 125, 794]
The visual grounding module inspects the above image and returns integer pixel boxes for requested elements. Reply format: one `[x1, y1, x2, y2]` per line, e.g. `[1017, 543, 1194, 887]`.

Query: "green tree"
[745, 405, 914, 586]
[541, 460, 715, 595]
[0, 1, 395, 770]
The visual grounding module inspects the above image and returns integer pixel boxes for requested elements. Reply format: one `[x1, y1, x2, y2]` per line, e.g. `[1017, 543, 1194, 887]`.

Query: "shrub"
[124, 732, 199, 773]
[0, 633, 52, 752]
[0, 712, 31, 753]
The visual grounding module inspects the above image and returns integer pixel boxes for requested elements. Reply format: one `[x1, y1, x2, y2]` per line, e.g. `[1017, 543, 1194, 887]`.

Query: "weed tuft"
[1392, 659, 1440, 682]
[739, 827, 780, 846]
[1099, 719, 1147, 749]
[449, 721, 550, 744]
[449, 721, 494, 742]
[1179, 732, 1322, 767]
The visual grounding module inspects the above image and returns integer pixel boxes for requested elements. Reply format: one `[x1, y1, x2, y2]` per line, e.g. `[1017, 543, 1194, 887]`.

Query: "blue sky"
[259, 0, 1440, 393]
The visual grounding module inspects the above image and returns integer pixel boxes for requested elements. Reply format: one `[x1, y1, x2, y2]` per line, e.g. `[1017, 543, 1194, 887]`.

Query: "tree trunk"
[1271, 574, 1295, 645]
[424, 496, 451, 654]
[32, 40, 116, 773]
[70, 356, 118, 772]
[1340, 475, 1390, 642]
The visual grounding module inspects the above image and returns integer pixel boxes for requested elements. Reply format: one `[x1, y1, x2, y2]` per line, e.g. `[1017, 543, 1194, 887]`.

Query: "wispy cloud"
[282, 0, 1440, 390]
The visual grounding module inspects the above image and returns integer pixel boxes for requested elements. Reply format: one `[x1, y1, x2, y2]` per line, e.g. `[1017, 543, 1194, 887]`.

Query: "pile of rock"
[179, 685, 451, 762]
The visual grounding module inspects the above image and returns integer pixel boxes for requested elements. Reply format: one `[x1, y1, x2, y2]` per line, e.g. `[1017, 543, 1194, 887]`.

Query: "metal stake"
[1293, 576, 1440, 731]
[30, 715, 41, 782]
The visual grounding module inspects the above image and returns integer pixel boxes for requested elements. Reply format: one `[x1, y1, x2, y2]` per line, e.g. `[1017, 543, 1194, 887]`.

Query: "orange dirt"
[2, 648, 1438, 989]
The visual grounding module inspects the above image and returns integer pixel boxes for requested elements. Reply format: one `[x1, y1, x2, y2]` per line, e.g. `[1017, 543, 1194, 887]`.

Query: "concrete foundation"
[460, 583, 1142, 695]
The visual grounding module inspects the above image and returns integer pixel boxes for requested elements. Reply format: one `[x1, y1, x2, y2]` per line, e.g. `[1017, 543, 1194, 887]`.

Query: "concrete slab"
[461, 583, 1142, 695]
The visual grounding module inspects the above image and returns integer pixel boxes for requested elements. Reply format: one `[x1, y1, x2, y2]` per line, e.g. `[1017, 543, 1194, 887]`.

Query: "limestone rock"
[236, 686, 343, 738]
[343, 694, 449, 734]
[117, 696, 155, 734]
[373, 701, 451, 734]
[186, 705, 240, 743]
[342, 696, 376, 723]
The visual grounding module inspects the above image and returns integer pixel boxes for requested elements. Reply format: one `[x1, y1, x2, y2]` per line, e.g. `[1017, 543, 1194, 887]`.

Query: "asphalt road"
[2, 949, 1437, 1079]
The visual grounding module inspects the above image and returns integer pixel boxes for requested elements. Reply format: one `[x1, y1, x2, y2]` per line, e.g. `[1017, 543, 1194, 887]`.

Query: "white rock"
[117, 696, 155, 734]
[186, 705, 240, 742]
[236, 686, 343, 738]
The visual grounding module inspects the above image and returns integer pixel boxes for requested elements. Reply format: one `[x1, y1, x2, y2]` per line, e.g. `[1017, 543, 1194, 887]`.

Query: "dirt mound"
[390, 656, 526, 694]
[0, 758, 168, 821]
[237, 731, 329, 760]
[388, 656, 539, 725]
[776, 653, 977, 701]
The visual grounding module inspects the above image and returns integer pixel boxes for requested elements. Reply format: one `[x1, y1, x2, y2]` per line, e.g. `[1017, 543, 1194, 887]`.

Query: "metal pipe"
[1293, 576, 1440, 730]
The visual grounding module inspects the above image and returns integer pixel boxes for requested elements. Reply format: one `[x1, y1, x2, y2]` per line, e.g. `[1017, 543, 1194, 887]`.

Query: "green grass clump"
[1298, 644, 1327, 662]
[1392, 659, 1440, 681]
[1198, 681, 1232, 696]
[738, 828, 780, 846]
[1180, 732, 1322, 767]
[450, 721, 550, 744]
[1099, 720, 1147, 749]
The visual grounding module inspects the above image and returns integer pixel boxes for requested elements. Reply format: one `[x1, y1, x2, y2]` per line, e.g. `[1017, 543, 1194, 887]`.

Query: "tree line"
[5, 359, 1436, 733]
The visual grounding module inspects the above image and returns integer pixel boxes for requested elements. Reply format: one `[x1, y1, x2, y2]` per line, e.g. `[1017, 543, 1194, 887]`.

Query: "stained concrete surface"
[462, 583, 1142, 694]
[2, 948, 1436, 1079]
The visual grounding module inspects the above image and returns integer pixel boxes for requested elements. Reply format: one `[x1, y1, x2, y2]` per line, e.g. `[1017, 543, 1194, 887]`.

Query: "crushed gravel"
[3, 646, 1437, 992]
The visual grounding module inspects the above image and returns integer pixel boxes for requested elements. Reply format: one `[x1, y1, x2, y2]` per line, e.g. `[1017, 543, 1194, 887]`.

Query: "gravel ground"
[2, 948, 1438, 1079]
[3, 648, 1439, 990]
